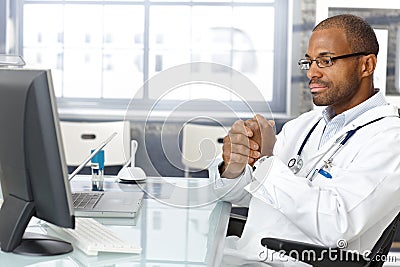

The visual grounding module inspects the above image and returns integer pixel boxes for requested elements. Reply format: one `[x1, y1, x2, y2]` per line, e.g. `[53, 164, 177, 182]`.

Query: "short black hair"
[313, 14, 379, 56]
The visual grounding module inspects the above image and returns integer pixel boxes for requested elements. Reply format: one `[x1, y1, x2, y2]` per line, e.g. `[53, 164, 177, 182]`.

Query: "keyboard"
[47, 217, 142, 256]
[72, 192, 103, 209]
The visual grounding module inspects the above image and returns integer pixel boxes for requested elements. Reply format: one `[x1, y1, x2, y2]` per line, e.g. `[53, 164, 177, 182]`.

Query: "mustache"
[309, 79, 330, 87]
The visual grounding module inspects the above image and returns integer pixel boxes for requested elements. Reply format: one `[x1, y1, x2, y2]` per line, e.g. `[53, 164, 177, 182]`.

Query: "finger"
[223, 135, 231, 145]
[244, 119, 253, 126]
[249, 139, 259, 151]
[222, 136, 232, 160]
[253, 114, 270, 128]
[249, 149, 261, 159]
[253, 115, 276, 157]
[230, 143, 261, 159]
[254, 115, 275, 131]
[254, 115, 276, 136]
[248, 157, 255, 165]
[245, 119, 259, 132]
[268, 120, 275, 127]
[231, 120, 253, 137]
[222, 137, 258, 161]
[228, 133, 254, 148]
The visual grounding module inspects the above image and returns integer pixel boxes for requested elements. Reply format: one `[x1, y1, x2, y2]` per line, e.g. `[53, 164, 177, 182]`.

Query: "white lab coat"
[209, 103, 400, 266]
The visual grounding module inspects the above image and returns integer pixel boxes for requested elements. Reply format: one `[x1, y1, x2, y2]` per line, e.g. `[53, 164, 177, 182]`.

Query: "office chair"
[59, 121, 131, 174]
[260, 212, 400, 267]
[181, 123, 228, 177]
[227, 207, 249, 237]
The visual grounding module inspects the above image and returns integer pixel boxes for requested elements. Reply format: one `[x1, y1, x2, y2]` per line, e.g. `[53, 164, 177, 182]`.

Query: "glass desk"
[0, 176, 231, 267]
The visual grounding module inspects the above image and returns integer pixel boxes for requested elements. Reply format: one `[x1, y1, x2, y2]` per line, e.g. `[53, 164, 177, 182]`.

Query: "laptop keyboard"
[72, 192, 104, 209]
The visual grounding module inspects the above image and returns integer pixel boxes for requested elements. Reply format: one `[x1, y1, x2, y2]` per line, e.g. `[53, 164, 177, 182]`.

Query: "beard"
[311, 76, 359, 107]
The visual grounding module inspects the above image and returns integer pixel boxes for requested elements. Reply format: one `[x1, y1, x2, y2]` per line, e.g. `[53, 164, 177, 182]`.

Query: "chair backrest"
[260, 212, 400, 267]
[368, 212, 400, 267]
[181, 123, 228, 177]
[59, 121, 130, 166]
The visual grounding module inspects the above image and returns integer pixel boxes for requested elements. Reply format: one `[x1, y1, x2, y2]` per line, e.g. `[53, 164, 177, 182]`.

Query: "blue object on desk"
[91, 149, 105, 170]
[91, 149, 105, 191]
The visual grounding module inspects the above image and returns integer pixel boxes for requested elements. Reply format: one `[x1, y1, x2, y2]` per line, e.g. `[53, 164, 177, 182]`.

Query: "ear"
[360, 54, 377, 78]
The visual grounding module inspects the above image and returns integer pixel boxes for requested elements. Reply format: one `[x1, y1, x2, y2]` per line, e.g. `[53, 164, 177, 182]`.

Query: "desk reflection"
[0, 177, 230, 267]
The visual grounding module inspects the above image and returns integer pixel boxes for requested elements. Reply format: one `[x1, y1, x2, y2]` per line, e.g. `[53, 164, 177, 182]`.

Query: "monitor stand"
[13, 232, 73, 256]
[0, 195, 73, 256]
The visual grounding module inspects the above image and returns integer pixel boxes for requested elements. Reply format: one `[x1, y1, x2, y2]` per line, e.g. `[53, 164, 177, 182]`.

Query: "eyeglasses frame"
[298, 52, 371, 70]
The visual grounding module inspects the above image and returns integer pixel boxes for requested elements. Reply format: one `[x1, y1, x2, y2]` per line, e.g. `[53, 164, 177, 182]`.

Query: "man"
[209, 14, 400, 266]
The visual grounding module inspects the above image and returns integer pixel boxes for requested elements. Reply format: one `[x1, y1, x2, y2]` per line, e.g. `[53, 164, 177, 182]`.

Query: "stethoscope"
[287, 119, 320, 174]
[288, 117, 385, 180]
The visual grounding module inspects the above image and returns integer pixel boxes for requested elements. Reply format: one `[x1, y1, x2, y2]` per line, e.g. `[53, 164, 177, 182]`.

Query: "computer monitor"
[0, 68, 75, 256]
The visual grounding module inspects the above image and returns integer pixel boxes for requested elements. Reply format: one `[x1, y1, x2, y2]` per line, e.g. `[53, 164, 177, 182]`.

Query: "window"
[8, 0, 290, 119]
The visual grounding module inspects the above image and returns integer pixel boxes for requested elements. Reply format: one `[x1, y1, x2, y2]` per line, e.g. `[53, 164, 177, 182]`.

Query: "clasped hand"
[220, 114, 276, 178]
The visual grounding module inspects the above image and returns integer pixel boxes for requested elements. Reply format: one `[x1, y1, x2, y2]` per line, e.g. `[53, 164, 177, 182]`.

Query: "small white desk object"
[0, 176, 231, 267]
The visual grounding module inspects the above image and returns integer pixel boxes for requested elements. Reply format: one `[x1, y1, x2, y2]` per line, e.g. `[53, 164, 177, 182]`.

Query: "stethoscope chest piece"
[288, 158, 296, 168]
[288, 157, 303, 174]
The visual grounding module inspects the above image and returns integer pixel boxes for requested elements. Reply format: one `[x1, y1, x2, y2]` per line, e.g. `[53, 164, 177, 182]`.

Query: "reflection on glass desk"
[0, 176, 231, 267]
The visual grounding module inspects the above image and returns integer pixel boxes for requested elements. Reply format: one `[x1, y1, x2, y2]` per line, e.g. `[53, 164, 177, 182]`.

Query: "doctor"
[209, 14, 400, 266]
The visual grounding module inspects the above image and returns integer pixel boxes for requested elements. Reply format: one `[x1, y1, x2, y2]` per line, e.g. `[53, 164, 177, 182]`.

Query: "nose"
[306, 61, 322, 80]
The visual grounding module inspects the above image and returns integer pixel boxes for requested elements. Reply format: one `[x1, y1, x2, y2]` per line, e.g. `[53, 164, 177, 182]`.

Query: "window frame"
[7, 0, 292, 121]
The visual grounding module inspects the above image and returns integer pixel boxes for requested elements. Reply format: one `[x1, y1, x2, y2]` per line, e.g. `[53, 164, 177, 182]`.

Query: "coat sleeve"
[208, 156, 253, 207]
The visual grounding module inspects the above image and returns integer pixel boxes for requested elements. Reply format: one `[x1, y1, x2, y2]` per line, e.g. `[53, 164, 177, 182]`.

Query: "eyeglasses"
[298, 52, 370, 70]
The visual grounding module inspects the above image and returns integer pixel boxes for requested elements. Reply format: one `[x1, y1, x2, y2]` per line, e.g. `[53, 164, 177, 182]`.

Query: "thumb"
[268, 120, 275, 127]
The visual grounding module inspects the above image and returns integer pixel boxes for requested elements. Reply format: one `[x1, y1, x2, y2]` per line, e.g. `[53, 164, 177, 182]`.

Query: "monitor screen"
[0, 68, 75, 256]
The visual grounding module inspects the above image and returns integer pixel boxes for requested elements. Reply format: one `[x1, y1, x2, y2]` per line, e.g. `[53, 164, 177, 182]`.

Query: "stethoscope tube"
[296, 119, 321, 157]
[340, 117, 384, 145]
[288, 119, 321, 174]
[288, 117, 385, 175]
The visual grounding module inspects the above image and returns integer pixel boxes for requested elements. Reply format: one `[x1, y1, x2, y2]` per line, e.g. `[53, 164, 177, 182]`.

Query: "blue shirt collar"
[322, 89, 387, 127]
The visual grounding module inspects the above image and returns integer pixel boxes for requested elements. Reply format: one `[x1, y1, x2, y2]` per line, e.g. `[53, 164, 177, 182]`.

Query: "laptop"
[68, 132, 144, 219]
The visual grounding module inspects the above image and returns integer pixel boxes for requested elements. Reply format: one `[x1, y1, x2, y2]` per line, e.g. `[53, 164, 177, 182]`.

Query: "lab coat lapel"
[303, 104, 398, 164]
[345, 104, 398, 126]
